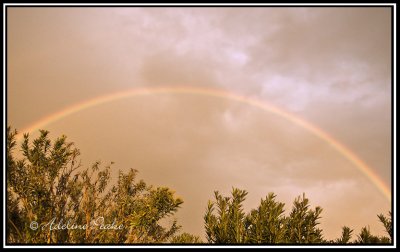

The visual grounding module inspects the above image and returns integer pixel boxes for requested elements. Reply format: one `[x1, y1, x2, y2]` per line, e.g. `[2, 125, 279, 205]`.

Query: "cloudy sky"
[7, 6, 392, 240]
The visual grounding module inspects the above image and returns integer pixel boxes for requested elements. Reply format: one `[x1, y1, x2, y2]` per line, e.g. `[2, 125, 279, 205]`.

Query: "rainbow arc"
[16, 86, 391, 202]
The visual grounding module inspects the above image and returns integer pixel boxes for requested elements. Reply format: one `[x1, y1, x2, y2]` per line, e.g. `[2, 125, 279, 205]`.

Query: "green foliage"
[357, 226, 382, 244]
[244, 193, 286, 243]
[204, 189, 323, 244]
[284, 193, 323, 243]
[7, 127, 184, 244]
[378, 212, 392, 242]
[204, 188, 391, 245]
[7, 127, 392, 245]
[204, 188, 248, 243]
[170, 233, 203, 244]
[335, 226, 353, 244]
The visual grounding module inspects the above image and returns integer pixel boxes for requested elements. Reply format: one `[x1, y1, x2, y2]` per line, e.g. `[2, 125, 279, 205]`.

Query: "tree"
[6, 127, 184, 244]
[284, 193, 324, 243]
[335, 226, 353, 244]
[7, 127, 392, 245]
[357, 226, 382, 244]
[204, 189, 325, 244]
[7, 127, 82, 243]
[244, 193, 286, 243]
[204, 188, 248, 243]
[353, 212, 392, 244]
[378, 211, 392, 242]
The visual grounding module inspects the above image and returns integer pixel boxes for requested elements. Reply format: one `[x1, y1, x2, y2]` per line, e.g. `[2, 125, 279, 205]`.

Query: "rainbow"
[16, 85, 391, 202]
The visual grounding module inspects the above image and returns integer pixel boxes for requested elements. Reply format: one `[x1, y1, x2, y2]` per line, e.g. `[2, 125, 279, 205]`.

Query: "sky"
[7, 6, 392, 240]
